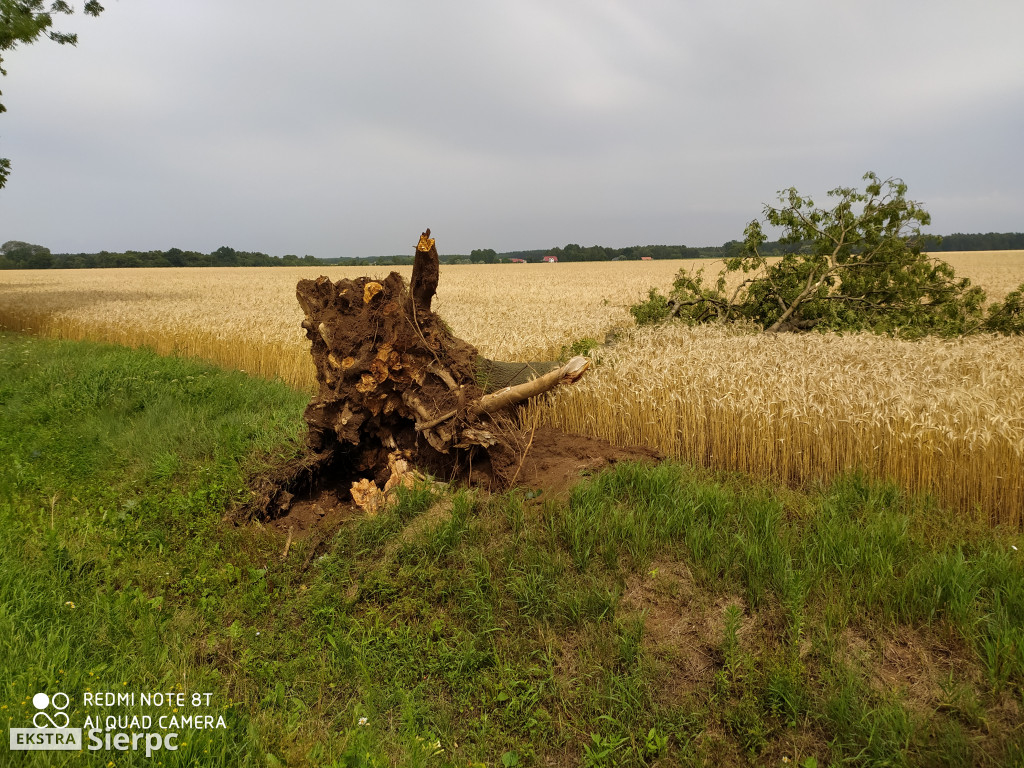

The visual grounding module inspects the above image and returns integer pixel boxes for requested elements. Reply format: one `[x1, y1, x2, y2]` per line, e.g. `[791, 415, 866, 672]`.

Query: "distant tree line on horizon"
[0, 243, 323, 270]
[921, 232, 1024, 252]
[2, 232, 1022, 270]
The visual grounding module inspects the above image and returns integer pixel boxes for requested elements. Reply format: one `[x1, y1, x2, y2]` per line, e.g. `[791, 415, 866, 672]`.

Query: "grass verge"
[1, 332, 1022, 767]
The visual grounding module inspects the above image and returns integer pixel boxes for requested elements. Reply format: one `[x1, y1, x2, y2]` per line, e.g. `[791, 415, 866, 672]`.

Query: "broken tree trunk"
[409, 228, 440, 316]
[294, 230, 590, 491]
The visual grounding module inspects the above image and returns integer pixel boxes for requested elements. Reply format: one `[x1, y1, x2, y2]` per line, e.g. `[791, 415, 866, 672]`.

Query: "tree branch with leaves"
[631, 172, 1019, 338]
[1, 0, 104, 188]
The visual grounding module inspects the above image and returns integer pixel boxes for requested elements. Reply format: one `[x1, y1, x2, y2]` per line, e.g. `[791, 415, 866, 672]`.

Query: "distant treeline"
[537, 244, 707, 262]
[0, 243, 323, 270]
[922, 232, 1024, 251]
[2, 232, 1021, 269]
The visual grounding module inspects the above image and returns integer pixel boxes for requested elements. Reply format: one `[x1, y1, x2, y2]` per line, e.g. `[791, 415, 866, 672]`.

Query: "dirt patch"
[875, 629, 952, 710]
[619, 561, 753, 704]
[839, 625, 957, 711]
[469, 425, 662, 495]
[236, 446, 348, 524]
[269, 486, 358, 538]
[248, 425, 660, 541]
[837, 623, 1024, 738]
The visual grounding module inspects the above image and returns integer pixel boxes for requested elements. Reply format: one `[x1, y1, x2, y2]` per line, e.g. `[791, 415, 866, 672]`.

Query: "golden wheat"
[939, 250, 1024, 303]
[0, 262, 687, 385]
[526, 323, 1024, 526]
[1, 251, 1023, 524]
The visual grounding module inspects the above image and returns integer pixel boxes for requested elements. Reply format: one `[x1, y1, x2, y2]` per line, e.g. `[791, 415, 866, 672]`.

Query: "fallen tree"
[631, 172, 1024, 338]
[246, 230, 591, 519]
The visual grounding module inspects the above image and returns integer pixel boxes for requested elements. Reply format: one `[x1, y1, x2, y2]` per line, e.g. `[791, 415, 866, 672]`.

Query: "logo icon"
[9, 691, 81, 752]
[32, 692, 70, 728]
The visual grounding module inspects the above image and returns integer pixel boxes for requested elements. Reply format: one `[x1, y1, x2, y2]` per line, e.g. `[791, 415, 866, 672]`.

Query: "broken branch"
[472, 356, 590, 416]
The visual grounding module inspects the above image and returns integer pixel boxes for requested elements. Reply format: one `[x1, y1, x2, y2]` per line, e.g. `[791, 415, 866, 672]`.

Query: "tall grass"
[531, 323, 1024, 526]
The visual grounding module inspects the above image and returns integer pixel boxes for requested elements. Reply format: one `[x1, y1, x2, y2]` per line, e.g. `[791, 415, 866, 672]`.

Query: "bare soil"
[265, 425, 661, 538]
[465, 425, 661, 494]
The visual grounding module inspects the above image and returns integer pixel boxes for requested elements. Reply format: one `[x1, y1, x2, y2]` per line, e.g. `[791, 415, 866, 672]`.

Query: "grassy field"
[1, 251, 1022, 525]
[2, 332, 1023, 766]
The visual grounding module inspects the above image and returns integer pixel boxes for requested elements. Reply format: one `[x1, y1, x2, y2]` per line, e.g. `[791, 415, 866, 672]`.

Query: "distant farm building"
[641, 256, 653, 261]
[543, 255, 558, 263]
[509, 258, 526, 263]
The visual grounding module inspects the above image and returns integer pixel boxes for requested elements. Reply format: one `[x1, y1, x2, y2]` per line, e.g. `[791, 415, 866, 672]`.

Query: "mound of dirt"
[468, 425, 661, 494]
[267, 426, 661, 537]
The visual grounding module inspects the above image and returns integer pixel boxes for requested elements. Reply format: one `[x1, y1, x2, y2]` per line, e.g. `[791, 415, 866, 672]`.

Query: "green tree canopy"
[0, 238, 50, 267]
[470, 248, 497, 264]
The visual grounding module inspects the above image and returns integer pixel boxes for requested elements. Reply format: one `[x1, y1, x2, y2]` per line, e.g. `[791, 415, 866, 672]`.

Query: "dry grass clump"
[528, 323, 1024, 526]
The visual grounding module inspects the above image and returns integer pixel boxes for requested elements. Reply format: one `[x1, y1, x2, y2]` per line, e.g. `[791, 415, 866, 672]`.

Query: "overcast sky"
[1, 0, 1022, 258]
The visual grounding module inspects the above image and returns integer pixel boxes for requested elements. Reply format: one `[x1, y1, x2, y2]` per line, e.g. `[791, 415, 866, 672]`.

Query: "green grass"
[2, 331, 1023, 767]
[0, 333, 308, 766]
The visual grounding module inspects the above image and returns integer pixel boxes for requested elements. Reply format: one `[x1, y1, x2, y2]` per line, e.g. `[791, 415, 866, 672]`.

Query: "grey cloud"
[1, 0, 1021, 256]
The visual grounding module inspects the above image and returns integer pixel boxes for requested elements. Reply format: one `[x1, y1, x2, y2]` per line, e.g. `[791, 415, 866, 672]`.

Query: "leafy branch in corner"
[0, 0, 104, 188]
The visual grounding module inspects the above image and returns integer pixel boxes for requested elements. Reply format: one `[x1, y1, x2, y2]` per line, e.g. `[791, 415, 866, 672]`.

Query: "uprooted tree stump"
[246, 230, 590, 520]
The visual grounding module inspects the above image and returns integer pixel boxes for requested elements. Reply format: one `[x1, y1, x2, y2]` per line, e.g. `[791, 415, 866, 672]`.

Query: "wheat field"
[1, 250, 1022, 524]
[0, 261, 691, 383]
[527, 323, 1024, 525]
